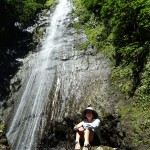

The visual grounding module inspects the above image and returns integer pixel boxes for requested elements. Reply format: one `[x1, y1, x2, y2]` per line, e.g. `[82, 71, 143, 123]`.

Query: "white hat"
[82, 107, 98, 119]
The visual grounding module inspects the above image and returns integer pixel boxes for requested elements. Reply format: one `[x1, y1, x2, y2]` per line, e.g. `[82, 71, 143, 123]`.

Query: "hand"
[74, 125, 78, 131]
[74, 126, 84, 131]
[78, 126, 84, 131]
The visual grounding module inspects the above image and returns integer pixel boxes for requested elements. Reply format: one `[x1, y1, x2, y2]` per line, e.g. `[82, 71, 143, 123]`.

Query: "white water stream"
[7, 0, 73, 149]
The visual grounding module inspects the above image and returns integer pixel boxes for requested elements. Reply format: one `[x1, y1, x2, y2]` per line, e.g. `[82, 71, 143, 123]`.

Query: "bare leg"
[75, 130, 84, 150]
[75, 131, 81, 143]
[84, 129, 94, 145]
[75, 127, 84, 142]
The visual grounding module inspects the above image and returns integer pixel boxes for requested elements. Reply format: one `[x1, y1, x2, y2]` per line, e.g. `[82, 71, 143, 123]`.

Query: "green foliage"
[79, 42, 90, 51]
[120, 100, 150, 148]
[111, 63, 134, 96]
[101, 0, 150, 47]
[0, 123, 5, 132]
[135, 53, 150, 101]
[81, 0, 102, 14]
[73, 0, 150, 148]
[0, 119, 5, 132]
[72, 0, 91, 25]
[20, 1, 43, 24]
[4, 0, 56, 26]
[44, 0, 56, 8]
[84, 24, 101, 47]
[74, 0, 150, 99]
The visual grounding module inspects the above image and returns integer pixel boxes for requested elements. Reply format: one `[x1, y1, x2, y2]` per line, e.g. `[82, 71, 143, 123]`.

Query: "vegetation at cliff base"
[73, 0, 150, 149]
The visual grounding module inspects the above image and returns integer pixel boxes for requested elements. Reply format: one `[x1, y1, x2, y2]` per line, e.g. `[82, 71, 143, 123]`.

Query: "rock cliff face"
[1, 1, 127, 150]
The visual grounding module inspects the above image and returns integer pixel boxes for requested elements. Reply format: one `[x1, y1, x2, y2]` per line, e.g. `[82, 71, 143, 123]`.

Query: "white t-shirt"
[82, 119, 101, 140]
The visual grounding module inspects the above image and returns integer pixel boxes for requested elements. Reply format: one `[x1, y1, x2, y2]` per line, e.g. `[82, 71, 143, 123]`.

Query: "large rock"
[37, 114, 122, 150]
[96, 146, 117, 150]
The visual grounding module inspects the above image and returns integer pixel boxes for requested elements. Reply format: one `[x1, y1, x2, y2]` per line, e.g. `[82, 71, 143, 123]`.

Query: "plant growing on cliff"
[0, 123, 5, 132]
[3, 0, 56, 26]
[45, 0, 56, 8]
[73, 0, 150, 148]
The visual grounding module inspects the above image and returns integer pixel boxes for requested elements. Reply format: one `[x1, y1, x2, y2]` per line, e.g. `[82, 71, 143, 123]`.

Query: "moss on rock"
[120, 100, 150, 149]
[0, 120, 11, 149]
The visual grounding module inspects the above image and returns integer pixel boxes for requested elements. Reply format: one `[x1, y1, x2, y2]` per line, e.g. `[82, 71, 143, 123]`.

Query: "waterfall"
[6, 0, 73, 149]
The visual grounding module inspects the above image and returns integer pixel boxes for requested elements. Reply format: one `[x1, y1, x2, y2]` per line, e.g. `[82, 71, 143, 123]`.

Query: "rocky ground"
[36, 114, 124, 150]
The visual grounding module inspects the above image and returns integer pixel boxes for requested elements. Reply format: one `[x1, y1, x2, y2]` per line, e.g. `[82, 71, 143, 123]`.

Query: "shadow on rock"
[37, 113, 129, 150]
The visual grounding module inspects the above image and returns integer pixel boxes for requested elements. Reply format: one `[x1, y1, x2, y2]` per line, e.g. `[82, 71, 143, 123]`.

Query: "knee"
[84, 128, 93, 135]
[84, 128, 92, 132]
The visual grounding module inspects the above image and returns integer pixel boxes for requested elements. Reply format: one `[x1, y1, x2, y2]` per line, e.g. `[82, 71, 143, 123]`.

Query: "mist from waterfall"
[6, 0, 73, 149]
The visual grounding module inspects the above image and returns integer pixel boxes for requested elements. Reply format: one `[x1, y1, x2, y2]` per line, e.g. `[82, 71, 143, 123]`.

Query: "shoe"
[83, 144, 91, 150]
[75, 141, 81, 150]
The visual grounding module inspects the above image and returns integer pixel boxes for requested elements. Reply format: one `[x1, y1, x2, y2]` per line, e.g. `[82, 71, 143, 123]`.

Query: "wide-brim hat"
[82, 107, 98, 119]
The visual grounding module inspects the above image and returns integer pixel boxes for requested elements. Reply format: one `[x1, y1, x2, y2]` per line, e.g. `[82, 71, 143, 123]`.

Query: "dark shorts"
[92, 133, 101, 146]
[79, 132, 101, 146]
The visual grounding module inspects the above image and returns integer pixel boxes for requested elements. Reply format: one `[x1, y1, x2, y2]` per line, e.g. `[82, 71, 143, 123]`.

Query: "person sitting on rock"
[74, 107, 101, 150]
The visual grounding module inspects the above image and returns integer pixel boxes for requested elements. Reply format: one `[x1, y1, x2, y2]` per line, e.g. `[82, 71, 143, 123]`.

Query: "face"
[85, 110, 93, 119]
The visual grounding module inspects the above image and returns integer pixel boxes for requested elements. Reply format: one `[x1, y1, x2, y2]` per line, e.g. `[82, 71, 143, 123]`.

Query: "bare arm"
[74, 121, 83, 129]
[74, 121, 85, 132]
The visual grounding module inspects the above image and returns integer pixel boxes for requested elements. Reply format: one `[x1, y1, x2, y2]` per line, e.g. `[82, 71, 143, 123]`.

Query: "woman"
[74, 107, 101, 150]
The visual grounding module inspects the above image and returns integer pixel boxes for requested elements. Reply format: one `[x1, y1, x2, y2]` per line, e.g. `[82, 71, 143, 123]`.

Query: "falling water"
[7, 0, 74, 149]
